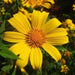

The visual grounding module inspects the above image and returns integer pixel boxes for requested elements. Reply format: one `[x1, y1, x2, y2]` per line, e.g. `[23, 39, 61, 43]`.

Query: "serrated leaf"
[0, 42, 19, 59]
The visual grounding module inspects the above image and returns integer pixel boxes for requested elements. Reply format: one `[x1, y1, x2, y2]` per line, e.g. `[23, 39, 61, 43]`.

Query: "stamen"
[26, 29, 46, 48]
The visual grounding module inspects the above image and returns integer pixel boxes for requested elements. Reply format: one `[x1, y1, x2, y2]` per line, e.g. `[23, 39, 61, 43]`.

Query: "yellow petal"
[3, 31, 25, 43]
[9, 42, 31, 68]
[30, 48, 43, 69]
[8, 18, 26, 34]
[47, 36, 69, 45]
[73, 4, 75, 7]
[31, 10, 40, 29]
[31, 10, 49, 29]
[9, 0, 12, 3]
[13, 12, 31, 30]
[46, 28, 68, 37]
[22, 1, 30, 7]
[41, 18, 61, 34]
[41, 3, 51, 9]
[3, 0, 8, 3]
[42, 42, 61, 62]
[8, 12, 31, 34]
[47, 0, 55, 4]
[65, 19, 72, 24]
[73, 8, 75, 11]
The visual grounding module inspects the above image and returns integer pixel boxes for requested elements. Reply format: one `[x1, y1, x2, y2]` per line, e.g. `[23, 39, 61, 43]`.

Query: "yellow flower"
[3, 10, 69, 69]
[73, 34, 75, 37]
[62, 19, 75, 31]
[73, 4, 75, 11]
[64, 51, 72, 59]
[21, 0, 30, 7]
[1, 7, 5, 15]
[3, 0, 15, 3]
[19, 7, 32, 20]
[61, 59, 66, 64]
[21, 0, 55, 9]
[61, 65, 69, 74]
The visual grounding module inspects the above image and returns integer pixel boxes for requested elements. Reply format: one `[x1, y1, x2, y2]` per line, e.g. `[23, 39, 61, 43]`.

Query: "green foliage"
[11, 68, 16, 75]
[0, 20, 5, 33]
[55, 46, 67, 51]
[0, 42, 19, 59]
[1, 65, 12, 73]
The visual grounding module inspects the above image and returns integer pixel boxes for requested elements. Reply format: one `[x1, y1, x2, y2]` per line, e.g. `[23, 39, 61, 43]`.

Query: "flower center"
[26, 29, 46, 48]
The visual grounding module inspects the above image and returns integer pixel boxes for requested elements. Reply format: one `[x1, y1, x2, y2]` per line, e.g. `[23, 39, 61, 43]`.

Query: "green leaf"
[12, 68, 16, 75]
[0, 34, 3, 41]
[72, 51, 75, 54]
[46, 17, 50, 22]
[55, 46, 67, 51]
[48, 63, 56, 69]
[36, 70, 42, 75]
[0, 20, 5, 33]
[28, 6, 33, 13]
[0, 42, 19, 59]
[1, 65, 12, 73]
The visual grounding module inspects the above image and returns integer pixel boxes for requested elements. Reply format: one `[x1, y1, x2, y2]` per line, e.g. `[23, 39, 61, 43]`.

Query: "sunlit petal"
[42, 42, 61, 62]
[9, 42, 31, 68]
[8, 12, 31, 34]
[46, 28, 68, 37]
[30, 48, 43, 69]
[41, 18, 61, 34]
[3, 31, 25, 43]
[31, 10, 49, 29]
[47, 36, 69, 45]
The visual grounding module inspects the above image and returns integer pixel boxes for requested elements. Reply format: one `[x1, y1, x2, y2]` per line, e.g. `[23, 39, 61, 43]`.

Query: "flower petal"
[47, 0, 55, 4]
[46, 28, 68, 37]
[47, 36, 69, 45]
[30, 48, 43, 69]
[9, 42, 31, 68]
[3, 31, 25, 43]
[31, 10, 41, 29]
[8, 12, 31, 34]
[42, 42, 61, 62]
[41, 3, 51, 9]
[41, 18, 61, 34]
[31, 10, 49, 29]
